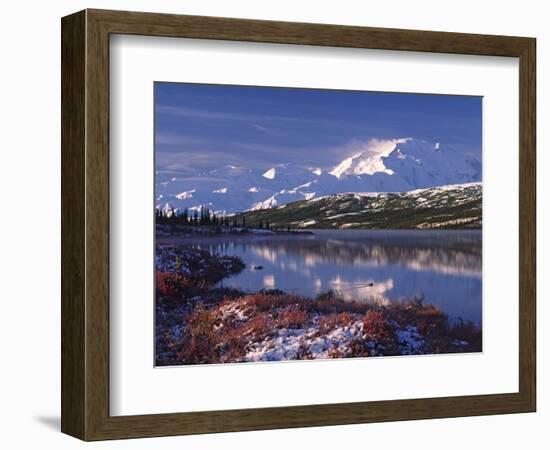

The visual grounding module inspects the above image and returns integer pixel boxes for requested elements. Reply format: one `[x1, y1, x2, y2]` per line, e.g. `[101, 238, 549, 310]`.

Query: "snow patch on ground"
[395, 326, 424, 355]
[245, 321, 366, 361]
[220, 302, 249, 322]
[326, 212, 361, 219]
[339, 223, 361, 229]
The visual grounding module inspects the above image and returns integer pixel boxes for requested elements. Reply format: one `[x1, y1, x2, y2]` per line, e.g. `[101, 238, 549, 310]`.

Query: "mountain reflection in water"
[183, 230, 482, 323]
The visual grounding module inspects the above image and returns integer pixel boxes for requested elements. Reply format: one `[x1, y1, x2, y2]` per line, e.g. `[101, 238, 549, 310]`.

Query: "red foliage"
[363, 310, 393, 342]
[180, 300, 277, 364]
[318, 312, 357, 332]
[156, 272, 178, 296]
[242, 311, 273, 340]
[163, 290, 482, 364]
[156, 271, 193, 297]
[415, 312, 445, 335]
[244, 293, 303, 312]
[277, 307, 309, 329]
[179, 305, 221, 364]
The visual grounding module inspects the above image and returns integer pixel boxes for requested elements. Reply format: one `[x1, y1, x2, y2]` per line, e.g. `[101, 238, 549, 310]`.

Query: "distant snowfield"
[156, 138, 482, 215]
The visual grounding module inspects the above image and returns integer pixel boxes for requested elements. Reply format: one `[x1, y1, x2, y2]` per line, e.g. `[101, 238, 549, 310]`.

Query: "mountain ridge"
[233, 182, 482, 230]
[156, 138, 481, 215]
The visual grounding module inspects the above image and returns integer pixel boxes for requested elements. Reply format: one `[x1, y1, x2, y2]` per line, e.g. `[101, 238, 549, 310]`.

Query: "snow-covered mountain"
[156, 138, 481, 215]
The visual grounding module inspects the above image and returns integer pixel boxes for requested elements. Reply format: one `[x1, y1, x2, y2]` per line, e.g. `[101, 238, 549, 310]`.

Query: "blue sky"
[155, 82, 482, 176]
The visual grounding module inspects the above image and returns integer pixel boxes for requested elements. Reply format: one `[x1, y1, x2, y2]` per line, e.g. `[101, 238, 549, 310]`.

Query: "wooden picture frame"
[61, 9, 536, 441]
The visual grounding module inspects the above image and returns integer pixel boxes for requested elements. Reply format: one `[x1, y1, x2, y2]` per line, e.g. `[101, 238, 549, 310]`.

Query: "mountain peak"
[330, 138, 410, 178]
[329, 153, 363, 178]
[262, 167, 276, 179]
[156, 137, 481, 214]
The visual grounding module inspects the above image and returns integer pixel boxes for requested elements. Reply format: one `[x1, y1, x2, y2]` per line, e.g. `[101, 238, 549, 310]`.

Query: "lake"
[174, 230, 482, 324]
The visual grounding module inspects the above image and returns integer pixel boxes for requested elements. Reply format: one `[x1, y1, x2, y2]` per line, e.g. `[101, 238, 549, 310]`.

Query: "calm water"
[178, 230, 482, 323]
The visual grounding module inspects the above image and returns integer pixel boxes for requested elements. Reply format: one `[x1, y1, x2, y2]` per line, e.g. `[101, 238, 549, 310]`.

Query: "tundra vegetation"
[155, 244, 481, 366]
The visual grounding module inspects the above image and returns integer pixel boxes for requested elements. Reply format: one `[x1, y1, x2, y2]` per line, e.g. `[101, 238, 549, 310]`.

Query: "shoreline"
[155, 245, 482, 366]
[156, 228, 482, 255]
[156, 223, 314, 242]
[156, 232, 316, 245]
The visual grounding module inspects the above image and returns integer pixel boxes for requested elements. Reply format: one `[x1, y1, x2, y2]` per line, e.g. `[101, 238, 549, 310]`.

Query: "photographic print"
[154, 83, 482, 366]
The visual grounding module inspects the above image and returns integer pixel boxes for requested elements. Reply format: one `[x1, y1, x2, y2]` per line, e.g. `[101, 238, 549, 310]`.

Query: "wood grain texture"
[89, 8, 532, 56]
[61, 8, 537, 441]
[518, 39, 536, 410]
[85, 10, 111, 440]
[61, 10, 86, 439]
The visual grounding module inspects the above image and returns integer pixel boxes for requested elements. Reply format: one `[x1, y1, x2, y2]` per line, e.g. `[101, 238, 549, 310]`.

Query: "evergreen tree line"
[155, 207, 272, 230]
